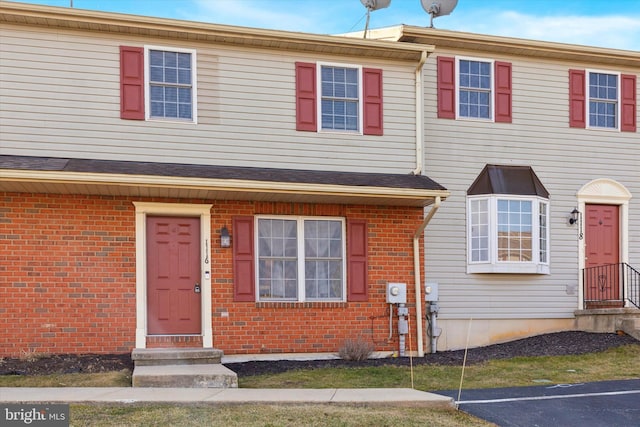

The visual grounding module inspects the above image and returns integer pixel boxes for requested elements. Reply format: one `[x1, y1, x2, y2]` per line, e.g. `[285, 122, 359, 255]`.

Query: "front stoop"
[132, 348, 223, 366]
[575, 308, 640, 342]
[131, 348, 238, 388]
[132, 364, 238, 388]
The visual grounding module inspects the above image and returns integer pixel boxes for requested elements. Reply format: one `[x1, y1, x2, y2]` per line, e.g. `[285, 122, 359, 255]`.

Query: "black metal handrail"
[627, 263, 640, 309]
[583, 263, 640, 309]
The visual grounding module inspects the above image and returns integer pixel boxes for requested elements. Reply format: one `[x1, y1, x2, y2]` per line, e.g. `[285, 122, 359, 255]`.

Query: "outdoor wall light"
[220, 225, 231, 248]
[569, 208, 580, 225]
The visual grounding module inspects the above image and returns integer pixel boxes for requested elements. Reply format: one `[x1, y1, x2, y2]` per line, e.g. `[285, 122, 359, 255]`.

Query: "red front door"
[147, 216, 201, 334]
[584, 204, 620, 303]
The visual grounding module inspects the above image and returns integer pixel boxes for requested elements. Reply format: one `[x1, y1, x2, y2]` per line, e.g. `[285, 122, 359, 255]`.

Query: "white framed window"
[457, 57, 494, 120]
[319, 63, 363, 133]
[539, 201, 548, 264]
[468, 196, 549, 274]
[257, 216, 346, 301]
[144, 46, 197, 122]
[587, 70, 620, 130]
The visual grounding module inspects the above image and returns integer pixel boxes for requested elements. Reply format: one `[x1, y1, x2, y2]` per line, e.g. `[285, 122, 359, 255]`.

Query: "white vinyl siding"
[0, 25, 417, 174]
[422, 49, 640, 321]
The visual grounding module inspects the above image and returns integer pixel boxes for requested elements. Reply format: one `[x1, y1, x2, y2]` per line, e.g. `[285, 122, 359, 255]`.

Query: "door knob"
[194, 283, 201, 293]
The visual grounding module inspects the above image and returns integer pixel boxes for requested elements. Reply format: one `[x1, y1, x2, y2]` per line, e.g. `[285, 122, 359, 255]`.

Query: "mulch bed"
[1, 331, 637, 378]
[0, 353, 133, 376]
[226, 331, 638, 377]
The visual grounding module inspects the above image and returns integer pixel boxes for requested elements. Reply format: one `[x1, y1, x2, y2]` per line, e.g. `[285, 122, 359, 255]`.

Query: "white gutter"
[413, 195, 441, 356]
[412, 49, 428, 175]
[1, 169, 447, 203]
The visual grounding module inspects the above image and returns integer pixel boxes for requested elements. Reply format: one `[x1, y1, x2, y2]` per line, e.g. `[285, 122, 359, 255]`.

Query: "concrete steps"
[575, 308, 640, 340]
[131, 348, 237, 388]
[132, 364, 238, 388]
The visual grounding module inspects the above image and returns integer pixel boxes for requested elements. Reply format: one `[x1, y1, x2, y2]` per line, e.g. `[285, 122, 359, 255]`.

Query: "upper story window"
[146, 47, 196, 122]
[148, 49, 195, 121]
[321, 65, 360, 131]
[569, 69, 636, 132]
[588, 71, 619, 129]
[437, 56, 512, 123]
[295, 62, 383, 135]
[467, 165, 550, 274]
[119, 45, 197, 123]
[458, 59, 492, 119]
[257, 217, 345, 302]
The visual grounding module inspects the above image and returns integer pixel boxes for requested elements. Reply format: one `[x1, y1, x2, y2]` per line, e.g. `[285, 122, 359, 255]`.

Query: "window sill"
[456, 116, 493, 122]
[146, 117, 197, 124]
[255, 301, 347, 309]
[318, 129, 362, 135]
[467, 263, 550, 275]
[585, 126, 619, 132]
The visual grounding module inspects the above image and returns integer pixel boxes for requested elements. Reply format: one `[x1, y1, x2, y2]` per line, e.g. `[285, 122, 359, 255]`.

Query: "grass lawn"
[69, 403, 491, 427]
[239, 344, 640, 391]
[1, 343, 638, 426]
[0, 370, 131, 387]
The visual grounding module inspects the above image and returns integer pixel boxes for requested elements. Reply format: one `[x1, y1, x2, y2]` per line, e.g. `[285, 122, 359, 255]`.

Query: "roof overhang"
[351, 25, 640, 68]
[0, 156, 449, 207]
[0, 2, 433, 63]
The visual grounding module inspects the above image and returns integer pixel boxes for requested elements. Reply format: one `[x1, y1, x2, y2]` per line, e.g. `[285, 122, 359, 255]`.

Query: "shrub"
[338, 336, 374, 361]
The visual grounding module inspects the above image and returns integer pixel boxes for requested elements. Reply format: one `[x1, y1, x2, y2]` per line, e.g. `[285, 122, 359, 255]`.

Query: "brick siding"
[1, 193, 425, 357]
[1, 193, 136, 357]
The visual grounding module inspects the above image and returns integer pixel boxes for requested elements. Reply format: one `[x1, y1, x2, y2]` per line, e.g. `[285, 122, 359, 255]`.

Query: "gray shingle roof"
[0, 155, 447, 192]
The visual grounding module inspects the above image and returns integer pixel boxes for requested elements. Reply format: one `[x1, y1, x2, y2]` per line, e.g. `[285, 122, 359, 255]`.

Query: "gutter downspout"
[413, 195, 441, 357]
[412, 50, 428, 176]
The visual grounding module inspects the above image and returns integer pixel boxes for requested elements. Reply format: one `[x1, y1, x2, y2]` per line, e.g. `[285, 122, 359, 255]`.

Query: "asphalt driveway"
[435, 379, 640, 427]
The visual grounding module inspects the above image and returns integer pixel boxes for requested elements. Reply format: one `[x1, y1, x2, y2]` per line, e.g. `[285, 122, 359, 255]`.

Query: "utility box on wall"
[386, 282, 407, 304]
[425, 282, 439, 302]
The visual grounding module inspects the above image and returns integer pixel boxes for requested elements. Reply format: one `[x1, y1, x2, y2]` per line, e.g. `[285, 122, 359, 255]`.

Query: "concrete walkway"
[0, 387, 452, 407]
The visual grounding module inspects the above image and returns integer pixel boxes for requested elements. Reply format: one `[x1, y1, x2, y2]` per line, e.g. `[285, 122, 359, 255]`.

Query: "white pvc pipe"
[412, 50, 427, 176]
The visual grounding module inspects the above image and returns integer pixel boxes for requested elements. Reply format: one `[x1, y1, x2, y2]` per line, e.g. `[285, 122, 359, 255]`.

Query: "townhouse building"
[0, 3, 448, 357]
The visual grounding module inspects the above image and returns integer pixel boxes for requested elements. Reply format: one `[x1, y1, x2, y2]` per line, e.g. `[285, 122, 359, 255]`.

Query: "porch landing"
[131, 348, 238, 388]
[575, 308, 640, 341]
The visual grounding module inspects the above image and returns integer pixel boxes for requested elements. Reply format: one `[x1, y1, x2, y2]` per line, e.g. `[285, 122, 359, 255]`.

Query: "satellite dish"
[420, 0, 458, 28]
[360, 0, 392, 38]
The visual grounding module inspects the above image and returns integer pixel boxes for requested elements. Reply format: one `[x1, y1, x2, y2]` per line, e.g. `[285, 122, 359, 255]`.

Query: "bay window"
[467, 165, 550, 274]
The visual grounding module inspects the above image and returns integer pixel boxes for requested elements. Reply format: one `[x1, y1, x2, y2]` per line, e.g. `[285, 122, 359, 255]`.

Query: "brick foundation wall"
[1, 193, 425, 357]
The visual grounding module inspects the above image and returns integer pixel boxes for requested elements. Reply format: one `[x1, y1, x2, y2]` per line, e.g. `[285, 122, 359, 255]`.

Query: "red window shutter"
[621, 74, 637, 132]
[569, 69, 586, 128]
[295, 62, 317, 131]
[120, 46, 144, 120]
[363, 68, 383, 135]
[494, 61, 512, 123]
[347, 219, 368, 302]
[437, 56, 456, 119]
[232, 216, 255, 302]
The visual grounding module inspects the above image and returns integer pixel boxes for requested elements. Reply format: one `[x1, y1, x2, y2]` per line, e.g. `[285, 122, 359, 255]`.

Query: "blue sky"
[6, 0, 640, 50]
